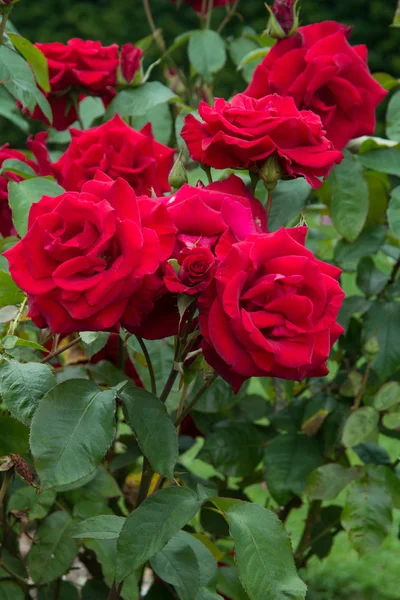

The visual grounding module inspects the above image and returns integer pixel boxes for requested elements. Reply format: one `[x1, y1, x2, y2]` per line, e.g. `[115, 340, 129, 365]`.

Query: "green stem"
[175, 373, 218, 426]
[40, 335, 82, 364]
[8, 297, 27, 336]
[107, 580, 124, 600]
[0, 8, 10, 46]
[159, 367, 179, 404]
[0, 470, 11, 509]
[295, 500, 321, 566]
[217, 0, 240, 33]
[205, 0, 214, 28]
[136, 337, 156, 395]
[249, 171, 259, 195]
[135, 457, 154, 509]
[266, 189, 273, 220]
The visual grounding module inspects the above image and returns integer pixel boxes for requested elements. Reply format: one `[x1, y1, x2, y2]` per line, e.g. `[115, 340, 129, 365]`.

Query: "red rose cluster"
[26, 39, 143, 130]
[5, 18, 386, 391]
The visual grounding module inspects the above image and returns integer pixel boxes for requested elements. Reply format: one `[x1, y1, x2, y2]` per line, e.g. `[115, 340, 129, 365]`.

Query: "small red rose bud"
[120, 43, 143, 84]
[266, 0, 300, 39]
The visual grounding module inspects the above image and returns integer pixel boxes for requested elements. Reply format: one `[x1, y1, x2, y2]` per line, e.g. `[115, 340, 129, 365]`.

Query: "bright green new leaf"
[30, 380, 116, 490]
[8, 178, 65, 237]
[0, 158, 37, 179]
[227, 503, 307, 600]
[8, 33, 50, 92]
[70, 516, 125, 540]
[116, 487, 203, 583]
[119, 385, 178, 479]
[28, 511, 77, 584]
[0, 360, 55, 426]
[188, 30, 227, 82]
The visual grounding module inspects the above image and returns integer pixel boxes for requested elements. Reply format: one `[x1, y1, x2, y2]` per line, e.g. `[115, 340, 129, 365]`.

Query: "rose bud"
[120, 43, 144, 84]
[267, 0, 299, 39]
[168, 150, 188, 190]
[164, 247, 215, 296]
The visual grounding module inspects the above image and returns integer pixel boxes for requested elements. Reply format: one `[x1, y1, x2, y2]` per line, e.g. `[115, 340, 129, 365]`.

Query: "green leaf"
[341, 473, 392, 555]
[116, 487, 203, 583]
[364, 300, 400, 380]
[8, 178, 65, 237]
[28, 511, 77, 584]
[193, 377, 244, 413]
[0, 360, 56, 425]
[306, 464, 360, 501]
[86, 539, 139, 600]
[119, 385, 178, 479]
[357, 148, 400, 176]
[150, 531, 217, 600]
[334, 225, 386, 271]
[356, 256, 388, 297]
[386, 89, 400, 141]
[195, 590, 223, 600]
[329, 151, 369, 241]
[374, 381, 400, 411]
[387, 186, 400, 238]
[70, 516, 125, 540]
[0, 158, 37, 179]
[217, 566, 250, 600]
[263, 433, 323, 504]
[7, 487, 56, 520]
[267, 179, 312, 231]
[199, 422, 265, 478]
[374, 72, 399, 91]
[106, 81, 178, 119]
[0, 306, 18, 324]
[383, 410, 400, 429]
[342, 407, 379, 448]
[79, 96, 105, 129]
[0, 415, 29, 455]
[227, 502, 307, 600]
[8, 33, 50, 92]
[0, 582, 24, 600]
[0, 270, 24, 308]
[30, 380, 116, 490]
[80, 332, 110, 360]
[188, 30, 227, 82]
[130, 102, 173, 146]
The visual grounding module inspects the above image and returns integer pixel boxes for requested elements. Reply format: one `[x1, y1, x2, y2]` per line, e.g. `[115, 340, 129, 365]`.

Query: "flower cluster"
[5, 17, 387, 391]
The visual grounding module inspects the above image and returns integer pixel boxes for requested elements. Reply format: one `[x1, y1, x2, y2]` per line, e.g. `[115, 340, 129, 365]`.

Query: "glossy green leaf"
[334, 225, 386, 271]
[227, 502, 307, 600]
[199, 422, 265, 478]
[120, 385, 178, 479]
[30, 380, 116, 490]
[8, 33, 50, 92]
[86, 539, 139, 600]
[217, 566, 250, 600]
[0, 271, 24, 308]
[150, 530, 217, 600]
[374, 381, 400, 411]
[116, 487, 203, 583]
[28, 511, 77, 584]
[342, 474, 392, 555]
[329, 151, 369, 241]
[267, 179, 312, 231]
[357, 148, 400, 176]
[386, 89, 400, 141]
[0, 158, 37, 178]
[80, 332, 110, 360]
[306, 464, 360, 501]
[364, 300, 400, 380]
[106, 81, 178, 119]
[342, 407, 379, 448]
[70, 516, 125, 540]
[356, 256, 388, 297]
[7, 487, 56, 520]
[8, 178, 65, 237]
[263, 433, 322, 504]
[0, 360, 56, 425]
[188, 30, 227, 81]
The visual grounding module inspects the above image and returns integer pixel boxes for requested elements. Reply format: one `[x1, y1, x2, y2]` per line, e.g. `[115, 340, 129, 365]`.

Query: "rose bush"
[245, 21, 387, 149]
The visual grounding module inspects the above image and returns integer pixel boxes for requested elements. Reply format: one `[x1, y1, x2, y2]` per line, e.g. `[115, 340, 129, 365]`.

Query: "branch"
[40, 336, 82, 364]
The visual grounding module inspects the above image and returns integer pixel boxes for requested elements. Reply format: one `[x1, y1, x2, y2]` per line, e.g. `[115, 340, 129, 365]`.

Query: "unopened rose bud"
[120, 43, 143, 84]
[260, 154, 282, 191]
[266, 0, 300, 39]
[168, 151, 188, 189]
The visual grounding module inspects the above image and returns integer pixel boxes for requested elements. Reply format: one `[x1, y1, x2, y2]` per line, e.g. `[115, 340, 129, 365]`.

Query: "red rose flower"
[181, 94, 343, 188]
[4, 172, 176, 334]
[164, 246, 215, 295]
[245, 21, 387, 150]
[53, 115, 175, 196]
[199, 227, 345, 392]
[0, 135, 51, 237]
[159, 175, 267, 259]
[120, 43, 143, 83]
[170, 0, 235, 12]
[25, 39, 119, 130]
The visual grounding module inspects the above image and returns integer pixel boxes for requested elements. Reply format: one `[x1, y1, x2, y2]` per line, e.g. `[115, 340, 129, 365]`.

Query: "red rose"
[245, 21, 387, 150]
[164, 247, 215, 295]
[199, 227, 345, 392]
[24, 39, 119, 130]
[120, 43, 143, 83]
[159, 175, 267, 259]
[53, 115, 175, 196]
[4, 172, 176, 334]
[170, 0, 235, 12]
[181, 94, 343, 188]
[0, 135, 50, 237]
